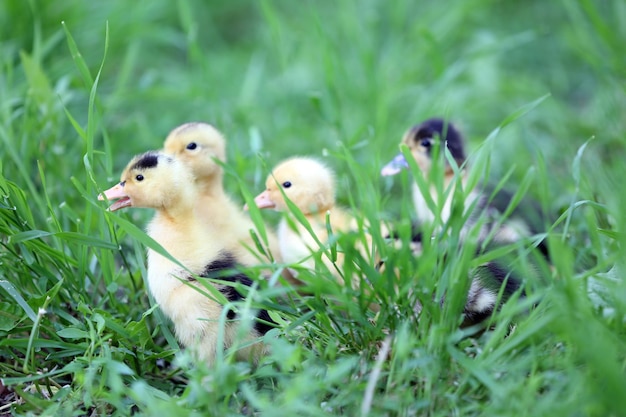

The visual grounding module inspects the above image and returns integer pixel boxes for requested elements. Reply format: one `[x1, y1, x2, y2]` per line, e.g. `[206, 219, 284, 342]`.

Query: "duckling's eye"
[420, 138, 432, 148]
[186, 142, 198, 150]
[282, 181, 292, 189]
[135, 174, 144, 182]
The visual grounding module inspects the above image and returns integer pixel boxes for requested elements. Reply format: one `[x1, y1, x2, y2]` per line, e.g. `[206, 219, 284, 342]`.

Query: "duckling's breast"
[277, 219, 315, 266]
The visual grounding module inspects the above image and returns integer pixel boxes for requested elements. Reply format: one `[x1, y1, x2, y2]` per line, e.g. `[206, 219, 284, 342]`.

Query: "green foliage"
[1, 0, 625, 415]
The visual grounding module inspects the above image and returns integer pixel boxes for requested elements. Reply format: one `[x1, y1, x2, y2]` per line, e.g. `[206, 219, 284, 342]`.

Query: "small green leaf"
[0, 302, 22, 331]
[62, 21, 93, 86]
[57, 327, 89, 339]
[9, 230, 53, 243]
[0, 279, 37, 323]
[8, 230, 117, 249]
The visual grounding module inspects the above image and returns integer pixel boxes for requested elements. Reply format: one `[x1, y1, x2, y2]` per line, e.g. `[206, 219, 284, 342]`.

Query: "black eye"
[136, 174, 144, 182]
[420, 138, 432, 148]
[186, 142, 198, 150]
[282, 181, 292, 188]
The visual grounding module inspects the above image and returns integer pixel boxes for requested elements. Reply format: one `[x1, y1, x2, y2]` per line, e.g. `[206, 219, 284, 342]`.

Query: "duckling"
[251, 157, 380, 286]
[161, 122, 298, 285]
[100, 151, 273, 365]
[381, 118, 547, 251]
[381, 119, 535, 326]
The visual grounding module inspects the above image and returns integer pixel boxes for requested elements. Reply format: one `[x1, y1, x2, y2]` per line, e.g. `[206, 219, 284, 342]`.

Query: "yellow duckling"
[162, 122, 299, 285]
[100, 151, 272, 365]
[251, 156, 381, 286]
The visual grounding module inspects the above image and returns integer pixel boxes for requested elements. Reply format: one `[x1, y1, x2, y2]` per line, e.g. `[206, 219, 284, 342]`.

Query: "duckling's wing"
[480, 185, 548, 235]
[197, 251, 277, 335]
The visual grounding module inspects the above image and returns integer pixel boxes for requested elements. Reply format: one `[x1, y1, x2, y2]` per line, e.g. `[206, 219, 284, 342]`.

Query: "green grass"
[1, 0, 625, 415]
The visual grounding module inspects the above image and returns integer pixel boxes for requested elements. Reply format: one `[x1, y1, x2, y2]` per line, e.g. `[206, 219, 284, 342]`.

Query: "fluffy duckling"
[100, 151, 273, 365]
[162, 122, 298, 285]
[381, 118, 546, 251]
[251, 157, 378, 286]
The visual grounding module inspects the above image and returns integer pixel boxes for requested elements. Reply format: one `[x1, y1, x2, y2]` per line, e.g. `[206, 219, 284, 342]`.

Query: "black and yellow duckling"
[381, 117, 548, 253]
[100, 151, 273, 365]
[381, 118, 546, 326]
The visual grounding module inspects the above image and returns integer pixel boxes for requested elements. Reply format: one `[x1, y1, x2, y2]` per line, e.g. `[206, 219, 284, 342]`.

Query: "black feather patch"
[461, 309, 495, 327]
[131, 152, 160, 170]
[488, 262, 523, 297]
[461, 261, 523, 327]
[253, 309, 275, 335]
[478, 185, 551, 260]
[474, 261, 523, 298]
[384, 220, 423, 243]
[198, 251, 275, 335]
[202, 253, 240, 279]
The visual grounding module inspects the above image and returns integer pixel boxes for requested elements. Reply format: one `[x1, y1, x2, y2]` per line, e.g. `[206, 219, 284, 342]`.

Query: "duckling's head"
[99, 151, 196, 212]
[381, 118, 465, 176]
[162, 122, 226, 187]
[253, 157, 335, 214]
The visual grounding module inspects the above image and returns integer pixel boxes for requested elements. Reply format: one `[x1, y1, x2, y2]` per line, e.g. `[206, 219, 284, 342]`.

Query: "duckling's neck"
[425, 165, 465, 184]
[306, 209, 331, 223]
[154, 204, 196, 227]
[198, 176, 226, 200]
[443, 167, 467, 188]
[300, 201, 334, 217]
[192, 181, 256, 242]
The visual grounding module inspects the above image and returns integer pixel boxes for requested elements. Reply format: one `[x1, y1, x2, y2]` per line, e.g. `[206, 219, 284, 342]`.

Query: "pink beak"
[98, 183, 132, 211]
[381, 153, 409, 176]
[251, 190, 276, 210]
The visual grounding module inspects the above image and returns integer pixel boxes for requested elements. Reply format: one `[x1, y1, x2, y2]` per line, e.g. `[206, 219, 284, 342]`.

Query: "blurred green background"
[2, 0, 623, 204]
[1, 0, 625, 415]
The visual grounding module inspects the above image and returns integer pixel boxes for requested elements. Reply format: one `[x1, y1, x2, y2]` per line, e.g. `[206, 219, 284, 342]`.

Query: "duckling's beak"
[98, 183, 132, 211]
[251, 190, 276, 210]
[381, 153, 409, 176]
